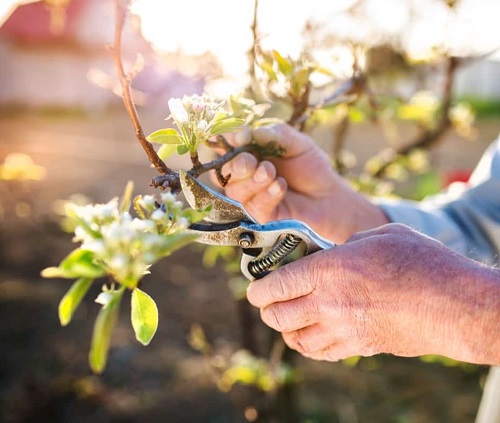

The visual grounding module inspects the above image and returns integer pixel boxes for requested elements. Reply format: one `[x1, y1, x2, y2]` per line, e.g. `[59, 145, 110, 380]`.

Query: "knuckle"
[267, 272, 288, 301]
[262, 304, 287, 332]
[285, 331, 312, 354]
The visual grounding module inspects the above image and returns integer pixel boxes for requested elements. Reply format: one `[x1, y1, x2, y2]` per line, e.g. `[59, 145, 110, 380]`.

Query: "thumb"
[226, 126, 252, 147]
[252, 123, 315, 157]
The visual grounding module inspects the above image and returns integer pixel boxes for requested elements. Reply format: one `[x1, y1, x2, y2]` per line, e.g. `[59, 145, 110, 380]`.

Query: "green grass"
[458, 96, 500, 118]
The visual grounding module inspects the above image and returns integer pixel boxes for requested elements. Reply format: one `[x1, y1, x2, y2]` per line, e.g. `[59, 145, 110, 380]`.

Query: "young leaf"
[119, 180, 134, 213]
[60, 249, 105, 279]
[41, 266, 71, 279]
[147, 128, 183, 145]
[58, 277, 93, 326]
[131, 288, 158, 346]
[158, 144, 177, 161]
[260, 61, 277, 81]
[181, 205, 211, 223]
[210, 118, 245, 135]
[89, 288, 123, 374]
[156, 232, 200, 256]
[177, 144, 189, 155]
[273, 50, 293, 75]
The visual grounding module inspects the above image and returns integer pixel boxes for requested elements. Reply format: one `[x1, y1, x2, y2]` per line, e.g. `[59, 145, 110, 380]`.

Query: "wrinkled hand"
[220, 123, 387, 243]
[247, 224, 500, 364]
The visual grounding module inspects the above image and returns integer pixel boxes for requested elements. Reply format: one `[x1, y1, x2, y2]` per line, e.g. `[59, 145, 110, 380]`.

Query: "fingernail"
[268, 180, 283, 197]
[232, 154, 250, 178]
[254, 124, 279, 138]
[233, 126, 251, 146]
[253, 164, 269, 183]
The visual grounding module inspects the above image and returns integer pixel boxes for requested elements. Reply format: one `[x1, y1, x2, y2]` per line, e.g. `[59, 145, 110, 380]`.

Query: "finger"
[223, 161, 277, 204]
[301, 344, 346, 362]
[259, 294, 320, 332]
[282, 323, 338, 355]
[240, 177, 287, 222]
[247, 261, 316, 308]
[301, 343, 361, 362]
[223, 126, 252, 147]
[252, 124, 313, 157]
[221, 152, 258, 183]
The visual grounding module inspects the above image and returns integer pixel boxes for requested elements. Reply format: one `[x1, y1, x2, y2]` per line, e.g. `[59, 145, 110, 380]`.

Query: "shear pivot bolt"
[239, 232, 254, 248]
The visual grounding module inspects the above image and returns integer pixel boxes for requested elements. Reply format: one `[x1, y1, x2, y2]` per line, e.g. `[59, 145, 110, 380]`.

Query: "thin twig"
[151, 142, 285, 190]
[113, 0, 286, 193]
[112, 0, 171, 176]
[372, 56, 460, 178]
[288, 82, 312, 130]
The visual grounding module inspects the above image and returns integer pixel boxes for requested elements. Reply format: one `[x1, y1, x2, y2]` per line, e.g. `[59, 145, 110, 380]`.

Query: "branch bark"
[372, 56, 460, 178]
[112, 0, 171, 176]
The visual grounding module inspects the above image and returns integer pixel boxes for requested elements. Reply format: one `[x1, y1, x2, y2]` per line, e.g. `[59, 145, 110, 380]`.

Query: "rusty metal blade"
[179, 170, 257, 223]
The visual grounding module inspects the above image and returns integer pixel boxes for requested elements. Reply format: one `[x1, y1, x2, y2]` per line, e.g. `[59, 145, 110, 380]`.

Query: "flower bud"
[168, 98, 189, 124]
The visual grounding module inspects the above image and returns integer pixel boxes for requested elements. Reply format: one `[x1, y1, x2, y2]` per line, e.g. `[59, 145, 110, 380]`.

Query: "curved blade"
[179, 170, 257, 224]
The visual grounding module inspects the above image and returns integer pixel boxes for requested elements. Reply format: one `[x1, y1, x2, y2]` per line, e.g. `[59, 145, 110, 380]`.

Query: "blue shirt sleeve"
[376, 137, 500, 265]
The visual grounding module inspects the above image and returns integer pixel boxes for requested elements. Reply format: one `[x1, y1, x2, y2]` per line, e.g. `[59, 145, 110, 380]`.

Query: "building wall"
[454, 58, 500, 100]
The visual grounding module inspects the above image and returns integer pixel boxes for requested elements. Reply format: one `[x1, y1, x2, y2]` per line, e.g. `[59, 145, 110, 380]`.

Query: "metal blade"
[179, 170, 257, 224]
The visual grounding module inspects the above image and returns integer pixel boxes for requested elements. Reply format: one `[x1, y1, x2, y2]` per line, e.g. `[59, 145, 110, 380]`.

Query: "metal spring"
[248, 234, 302, 278]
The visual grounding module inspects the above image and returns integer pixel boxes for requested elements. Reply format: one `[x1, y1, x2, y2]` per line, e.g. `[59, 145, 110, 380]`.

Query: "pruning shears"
[179, 171, 336, 281]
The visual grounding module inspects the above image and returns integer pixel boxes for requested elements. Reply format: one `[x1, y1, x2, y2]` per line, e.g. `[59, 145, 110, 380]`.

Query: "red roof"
[0, 0, 87, 42]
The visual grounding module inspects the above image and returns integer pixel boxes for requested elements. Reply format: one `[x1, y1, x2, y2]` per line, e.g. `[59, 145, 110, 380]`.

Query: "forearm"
[436, 262, 500, 365]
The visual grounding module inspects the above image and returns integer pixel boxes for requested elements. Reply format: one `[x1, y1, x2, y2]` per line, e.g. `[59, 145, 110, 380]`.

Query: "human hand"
[220, 123, 388, 243]
[246, 224, 500, 364]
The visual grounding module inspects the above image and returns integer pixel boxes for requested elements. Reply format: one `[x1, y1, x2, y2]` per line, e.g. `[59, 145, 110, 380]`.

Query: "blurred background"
[1, 0, 499, 422]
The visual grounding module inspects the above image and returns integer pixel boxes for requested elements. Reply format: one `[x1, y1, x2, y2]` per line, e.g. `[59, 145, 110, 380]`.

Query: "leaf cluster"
[42, 182, 209, 373]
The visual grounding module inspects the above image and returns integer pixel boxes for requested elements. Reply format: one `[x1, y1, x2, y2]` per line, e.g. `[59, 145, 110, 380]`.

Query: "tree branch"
[112, 0, 172, 176]
[372, 56, 460, 178]
[151, 141, 285, 191]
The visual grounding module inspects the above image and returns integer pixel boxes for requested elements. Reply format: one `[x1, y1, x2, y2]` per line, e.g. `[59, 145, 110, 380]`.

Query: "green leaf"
[181, 205, 211, 223]
[119, 181, 134, 213]
[131, 288, 158, 346]
[273, 50, 293, 75]
[157, 144, 177, 161]
[147, 128, 183, 145]
[157, 232, 199, 257]
[211, 118, 245, 135]
[177, 144, 189, 155]
[41, 266, 69, 278]
[60, 249, 105, 279]
[42, 249, 105, 279]
[260, 61, 277, 81]
[89, 288, 124, 374]
[58, 277, 93, 326]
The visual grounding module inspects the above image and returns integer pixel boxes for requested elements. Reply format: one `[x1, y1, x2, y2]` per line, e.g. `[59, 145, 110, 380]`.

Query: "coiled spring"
[248, 234, 302, 279]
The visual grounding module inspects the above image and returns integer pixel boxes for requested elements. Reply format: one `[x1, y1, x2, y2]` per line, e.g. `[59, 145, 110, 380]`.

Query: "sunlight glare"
[131, 0, 500, 87]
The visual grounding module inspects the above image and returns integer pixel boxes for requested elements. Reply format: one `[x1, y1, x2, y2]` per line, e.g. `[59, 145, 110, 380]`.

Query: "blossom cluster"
[65, 192, 195, 288]
[147, 93, 244, 158]
[168, 94, 240, 150]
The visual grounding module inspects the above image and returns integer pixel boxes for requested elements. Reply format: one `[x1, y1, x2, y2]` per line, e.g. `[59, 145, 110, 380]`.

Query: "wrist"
[430, 260, 500, 365]
[327, 179, 390, 243]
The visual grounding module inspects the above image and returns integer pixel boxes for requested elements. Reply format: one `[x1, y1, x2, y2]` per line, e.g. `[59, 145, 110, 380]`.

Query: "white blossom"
[168, 98, 189, 124]
[95, 291, 114, 306]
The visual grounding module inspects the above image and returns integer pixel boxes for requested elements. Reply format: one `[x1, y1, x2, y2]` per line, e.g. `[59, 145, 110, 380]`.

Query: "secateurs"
[179, 170, 336, 281]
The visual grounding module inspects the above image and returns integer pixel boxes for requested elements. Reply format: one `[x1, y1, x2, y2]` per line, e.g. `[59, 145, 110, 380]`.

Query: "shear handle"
[239, 220, 336, 281]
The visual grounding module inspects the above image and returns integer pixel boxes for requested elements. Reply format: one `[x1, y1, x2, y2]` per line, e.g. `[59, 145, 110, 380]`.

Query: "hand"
[246, 224, 500, 365]
[220, 123, 388, 243]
